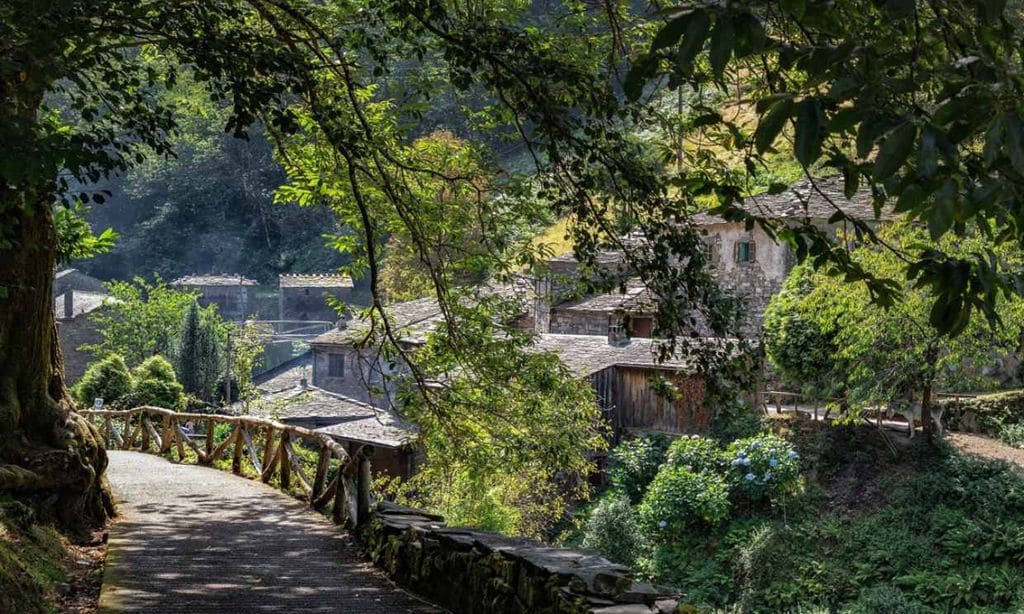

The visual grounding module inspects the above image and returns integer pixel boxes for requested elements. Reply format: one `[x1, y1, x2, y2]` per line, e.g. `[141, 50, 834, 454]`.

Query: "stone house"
[548, 280, 657, 338]
[278, 273, 354, 323]
[532, 178, 892, 338]
[54, 289, 110, 384]
[309, 297, 443, 407]
[54, 267, 106, 296]
[230, 356, 417, 480]
[691, 177, 893, 334]
[308, 295, 726, 438]
[171, 274, 258, 320]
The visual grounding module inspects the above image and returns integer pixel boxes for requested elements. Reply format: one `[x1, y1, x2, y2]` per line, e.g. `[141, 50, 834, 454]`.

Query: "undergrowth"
[577, 415, 1024, 612]
[0, 500, 71, 614]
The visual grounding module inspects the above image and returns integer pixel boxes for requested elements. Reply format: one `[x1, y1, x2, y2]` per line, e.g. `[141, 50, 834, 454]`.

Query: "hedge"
[939, 390, 1024, 435]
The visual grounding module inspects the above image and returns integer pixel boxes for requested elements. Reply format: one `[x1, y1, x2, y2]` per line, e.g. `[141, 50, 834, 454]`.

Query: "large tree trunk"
[0, 196, 112, 531]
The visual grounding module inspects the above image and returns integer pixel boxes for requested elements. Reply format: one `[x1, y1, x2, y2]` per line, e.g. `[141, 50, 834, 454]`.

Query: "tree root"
[1, 411, 112, 531]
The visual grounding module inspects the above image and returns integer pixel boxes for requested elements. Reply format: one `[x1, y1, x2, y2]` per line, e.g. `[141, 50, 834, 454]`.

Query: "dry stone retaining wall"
[361, 502, 686, 614]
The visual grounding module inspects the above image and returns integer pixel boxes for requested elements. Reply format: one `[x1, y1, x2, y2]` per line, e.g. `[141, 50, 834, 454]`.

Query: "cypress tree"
[176, 302, 203, 397]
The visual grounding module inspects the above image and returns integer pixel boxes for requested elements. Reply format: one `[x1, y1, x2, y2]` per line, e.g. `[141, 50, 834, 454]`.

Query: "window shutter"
[749, 241, 756, 263]
[733, 241, 740, 263]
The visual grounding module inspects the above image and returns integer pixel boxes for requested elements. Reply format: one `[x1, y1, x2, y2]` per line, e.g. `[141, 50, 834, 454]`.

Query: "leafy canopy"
[631, 0, 1024, 335]
[765, 221, 1024, 405]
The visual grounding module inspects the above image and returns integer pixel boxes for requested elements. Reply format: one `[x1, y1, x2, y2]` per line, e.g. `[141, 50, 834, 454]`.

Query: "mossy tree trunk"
[0, 85, 111, 530]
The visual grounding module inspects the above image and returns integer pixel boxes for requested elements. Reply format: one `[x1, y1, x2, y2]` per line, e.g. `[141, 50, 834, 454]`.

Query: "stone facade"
[171, 275, 257, 320]
[361, 502, 684, 614]
[278, 273, 354, 323]
[54, 290, 109, 384]
[700, 223, 793, 335]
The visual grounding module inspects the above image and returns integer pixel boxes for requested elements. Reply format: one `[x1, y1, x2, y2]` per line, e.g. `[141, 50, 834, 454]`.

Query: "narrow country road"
[99, 451, 441, 613]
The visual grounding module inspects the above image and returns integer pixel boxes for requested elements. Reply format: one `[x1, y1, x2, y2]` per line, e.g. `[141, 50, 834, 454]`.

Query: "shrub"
[665, 435, 723, 473]
[133, 355, 178, 383]
[124, 378, 185, 411]
[74, 354, 133, 407]
[580, 496, 645, 567]
[639, 466, 730, 538]
[999, 423, 1024, 449]
[844, 585, 934, 613]
[725, 434, 801, 505]
[939, 390, 1024, 434]
[609, 433, 671, 503]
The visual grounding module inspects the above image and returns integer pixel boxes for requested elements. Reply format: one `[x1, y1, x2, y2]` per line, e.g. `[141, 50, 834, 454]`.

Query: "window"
[328, 353, 345, 378]
[735, 240, 756, 264]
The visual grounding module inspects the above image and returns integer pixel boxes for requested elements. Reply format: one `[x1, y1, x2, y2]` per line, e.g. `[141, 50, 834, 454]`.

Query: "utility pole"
[224, 331, 233, 405]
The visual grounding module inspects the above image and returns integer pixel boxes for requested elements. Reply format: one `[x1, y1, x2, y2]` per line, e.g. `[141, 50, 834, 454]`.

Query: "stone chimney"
[607, 318, 629, 346]
[299, 377, 309, 390]
[63, 290, 74, 319]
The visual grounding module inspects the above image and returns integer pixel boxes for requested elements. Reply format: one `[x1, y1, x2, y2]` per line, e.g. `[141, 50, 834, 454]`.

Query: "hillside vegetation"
[573, 416, 1024, 613]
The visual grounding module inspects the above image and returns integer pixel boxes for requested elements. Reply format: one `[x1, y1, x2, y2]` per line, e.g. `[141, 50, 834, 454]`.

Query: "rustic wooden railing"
[80, 407, 373, 528]
[763, 390, 844, 420]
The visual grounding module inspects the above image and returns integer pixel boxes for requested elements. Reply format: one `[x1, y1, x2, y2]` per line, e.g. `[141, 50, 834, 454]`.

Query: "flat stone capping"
[360, 502, 685, 613]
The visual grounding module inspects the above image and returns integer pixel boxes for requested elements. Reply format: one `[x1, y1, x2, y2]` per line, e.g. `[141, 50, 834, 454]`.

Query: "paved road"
[100, 451, 441, 613]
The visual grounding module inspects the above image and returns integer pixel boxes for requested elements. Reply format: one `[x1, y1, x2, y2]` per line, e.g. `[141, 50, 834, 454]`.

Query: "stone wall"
[361, 502, 685, 614]
[57, 315, 102, 385]
[279, 286, 352, 322]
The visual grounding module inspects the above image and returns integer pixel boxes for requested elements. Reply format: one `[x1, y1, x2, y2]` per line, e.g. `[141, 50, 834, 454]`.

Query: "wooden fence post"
[205, 419, 215, 462]
[232, 427, 244, 475]
[357, 454, 372, 524]
[279, 430, 291, 490]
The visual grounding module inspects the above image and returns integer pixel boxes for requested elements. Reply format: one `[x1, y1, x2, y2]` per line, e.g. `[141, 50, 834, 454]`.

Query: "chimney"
[607, 318, 629, 346]
[299, 377, 309, 390]
[63, 290, 74, 319]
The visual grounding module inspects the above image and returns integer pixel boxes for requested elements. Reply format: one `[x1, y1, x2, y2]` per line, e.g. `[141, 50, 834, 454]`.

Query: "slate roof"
[234, 384, 378, 422]
[552, 279, 656, 314]
[532, 334, 736, 377]
[310, 297, 444, 347]
[279, 273, 353, 288]
[54, 291, 110, 319]
[316, 412, 416, 449]
[171, 275, 258, 287]
[691, 177, 895, 225]
[252, 353, 313, 394]
[229, 375, 415, 448]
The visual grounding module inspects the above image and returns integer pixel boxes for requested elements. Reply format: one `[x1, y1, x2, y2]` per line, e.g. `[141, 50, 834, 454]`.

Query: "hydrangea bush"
[725, 434, 801, 504]
[609, 433, 671, 503]
[639, 466, 731, 538]
[665, 434, 724, 473]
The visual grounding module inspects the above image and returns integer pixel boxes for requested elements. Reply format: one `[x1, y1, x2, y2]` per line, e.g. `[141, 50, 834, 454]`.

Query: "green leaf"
[794, 99, 824, 166]
[708, 18, 735, 80]
[755, 97, 793, 154]
[842, 165, 860, 199]
[651, 12, 692, 51]
[674, 11, 711, 74]
[895, 182, 926, 213]
[872, 122, 916, 180]
[917, 125, 940, 178]
[624, 53, 657, 101]
[983, 114, 1005, 167]
[928, 179, 956, 240]
[1004, 113, 1024, 174]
